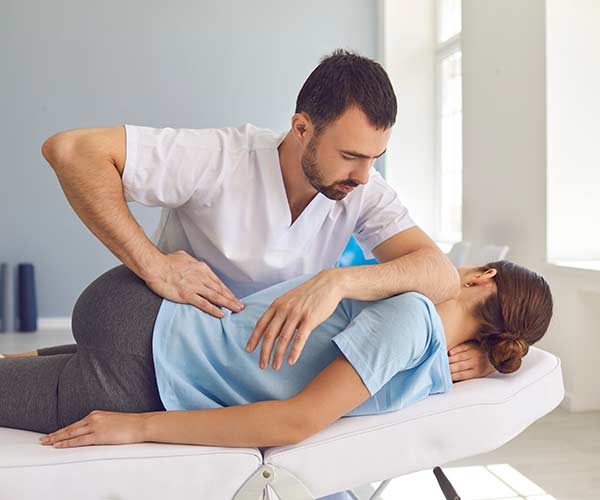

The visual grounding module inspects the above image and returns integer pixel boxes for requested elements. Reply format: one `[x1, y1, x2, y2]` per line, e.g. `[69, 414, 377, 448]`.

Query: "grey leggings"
[0, 265, 166, 434]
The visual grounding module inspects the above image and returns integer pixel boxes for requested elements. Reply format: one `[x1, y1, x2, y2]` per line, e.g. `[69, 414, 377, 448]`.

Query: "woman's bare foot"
[1, 350, 38, 358]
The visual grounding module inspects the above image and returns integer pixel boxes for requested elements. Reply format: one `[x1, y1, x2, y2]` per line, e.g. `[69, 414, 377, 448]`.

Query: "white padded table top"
[261, 346, 564, 498]
[0, 347, 563, 500]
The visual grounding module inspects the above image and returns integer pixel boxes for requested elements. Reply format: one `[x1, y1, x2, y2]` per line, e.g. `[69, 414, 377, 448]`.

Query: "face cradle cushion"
[0, 346, 563, 500]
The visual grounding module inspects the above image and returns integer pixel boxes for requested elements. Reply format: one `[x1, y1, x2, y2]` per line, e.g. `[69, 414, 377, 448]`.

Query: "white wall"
[462, 0, 548, 268]
[546, 0, 600, 262]
[380, 0, 436, 235]
[544, 0, 600, 410]
[0, 0, 377, 318]
[462, 0, 600, 411]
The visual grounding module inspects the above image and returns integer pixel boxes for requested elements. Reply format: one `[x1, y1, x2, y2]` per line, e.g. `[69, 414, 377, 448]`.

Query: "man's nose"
[351, 161, 372, 185]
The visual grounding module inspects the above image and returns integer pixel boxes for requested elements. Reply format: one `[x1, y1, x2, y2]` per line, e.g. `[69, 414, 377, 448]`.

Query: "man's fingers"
[259, 313, 288, 369]
[187, 294, 225, 318]
[246, 307, 277, 352]
[286, 322, 313, 366]
[200, 282, 243, 312]
[271, 318, 298, 370]
[204, 267, 242, 306]
[211, 278, 242, 306]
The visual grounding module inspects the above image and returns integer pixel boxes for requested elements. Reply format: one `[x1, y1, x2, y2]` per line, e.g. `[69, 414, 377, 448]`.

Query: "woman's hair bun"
[484, 332, 529, 374]
[473, 260, 553, 375]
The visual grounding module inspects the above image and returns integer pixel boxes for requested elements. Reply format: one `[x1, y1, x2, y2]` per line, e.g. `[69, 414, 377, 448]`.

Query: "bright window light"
[435, 0, 463, 244]
[373, 463, 554, 499]
[437, 0, 462, 42]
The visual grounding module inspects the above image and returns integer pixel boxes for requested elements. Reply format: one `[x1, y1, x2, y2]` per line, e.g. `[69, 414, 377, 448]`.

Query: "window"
[546, 0, 600, 269]
[435, 0, 463, 244]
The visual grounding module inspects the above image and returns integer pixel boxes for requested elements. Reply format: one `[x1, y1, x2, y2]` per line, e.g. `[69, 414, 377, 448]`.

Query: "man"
[42, 49, 494, 381]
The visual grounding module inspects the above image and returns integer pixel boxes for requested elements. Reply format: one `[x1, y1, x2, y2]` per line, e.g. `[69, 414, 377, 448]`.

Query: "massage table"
[0, 346, 563, 499]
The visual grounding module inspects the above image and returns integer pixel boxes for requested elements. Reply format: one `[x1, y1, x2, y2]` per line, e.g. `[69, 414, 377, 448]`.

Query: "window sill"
[548, 260, 600, 273]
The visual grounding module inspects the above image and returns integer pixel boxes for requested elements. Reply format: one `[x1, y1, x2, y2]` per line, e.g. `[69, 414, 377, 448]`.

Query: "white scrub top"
[122, 123, 415, 298]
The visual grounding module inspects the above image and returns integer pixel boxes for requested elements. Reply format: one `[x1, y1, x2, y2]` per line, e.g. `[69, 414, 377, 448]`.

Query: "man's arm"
[246, 225, 459, 370]
[41, 126, 243, 316]
[335, 226, 460, 304]
[42, 126, 162, 280]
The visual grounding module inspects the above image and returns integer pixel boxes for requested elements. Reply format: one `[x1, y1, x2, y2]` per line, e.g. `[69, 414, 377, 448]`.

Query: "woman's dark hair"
[473, 260, 553, 374]
[295, 49, 397, 135]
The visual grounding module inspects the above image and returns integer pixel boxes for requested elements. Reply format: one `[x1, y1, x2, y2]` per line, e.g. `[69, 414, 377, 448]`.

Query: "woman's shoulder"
[380, 291, 441, 337]
[381, 290, 435, 311]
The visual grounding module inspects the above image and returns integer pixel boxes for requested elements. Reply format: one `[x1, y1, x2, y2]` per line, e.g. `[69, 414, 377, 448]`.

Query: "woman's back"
[151, 272, 453, 417]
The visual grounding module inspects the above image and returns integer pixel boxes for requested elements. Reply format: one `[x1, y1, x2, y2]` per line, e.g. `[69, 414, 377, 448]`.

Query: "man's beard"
[301, 136, 358, 201]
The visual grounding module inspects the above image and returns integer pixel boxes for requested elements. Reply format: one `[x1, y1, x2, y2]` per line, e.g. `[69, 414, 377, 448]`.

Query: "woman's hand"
[38, 410, 148, 448]
[143, 250, 244, 318]
[245, 269, 344, 370]
[448, 340, 496, 382]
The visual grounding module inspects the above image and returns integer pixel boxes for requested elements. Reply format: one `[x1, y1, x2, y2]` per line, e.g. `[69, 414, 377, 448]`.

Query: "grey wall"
[1, 0, 376, 317]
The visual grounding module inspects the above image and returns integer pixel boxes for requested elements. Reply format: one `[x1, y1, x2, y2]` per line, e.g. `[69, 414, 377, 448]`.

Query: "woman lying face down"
[0, 260, 552, 449]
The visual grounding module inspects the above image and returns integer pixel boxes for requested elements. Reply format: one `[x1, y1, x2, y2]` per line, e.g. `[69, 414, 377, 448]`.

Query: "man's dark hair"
[295, 48, 397, 135]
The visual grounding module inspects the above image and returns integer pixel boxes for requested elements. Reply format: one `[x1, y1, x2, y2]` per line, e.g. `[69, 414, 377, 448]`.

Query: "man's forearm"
[43, 136, 162, 281]
[141, 399, 303, 448]
[333, 247, 460, 304]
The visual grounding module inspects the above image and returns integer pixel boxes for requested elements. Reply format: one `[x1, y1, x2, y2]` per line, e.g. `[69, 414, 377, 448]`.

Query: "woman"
[0, 260, 552, 449]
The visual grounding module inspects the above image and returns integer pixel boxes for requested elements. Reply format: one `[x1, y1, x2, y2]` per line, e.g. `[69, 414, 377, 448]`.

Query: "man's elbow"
[446, 261, 461, 299]
[41, 132, 75, 169]
[428, 247, 461, 302]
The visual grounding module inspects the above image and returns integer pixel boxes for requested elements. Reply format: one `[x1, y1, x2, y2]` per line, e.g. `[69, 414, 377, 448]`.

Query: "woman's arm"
[141, 355, 370, 448]
[141, 398, 306, 448]
[41, 355, 370, 449]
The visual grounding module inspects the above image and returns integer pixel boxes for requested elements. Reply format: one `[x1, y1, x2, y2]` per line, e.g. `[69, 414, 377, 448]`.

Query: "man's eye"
[342, 155, 355, 160]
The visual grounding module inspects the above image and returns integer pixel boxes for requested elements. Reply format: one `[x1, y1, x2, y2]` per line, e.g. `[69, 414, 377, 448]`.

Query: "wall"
[380, 0, 436, 236]
[544, 0, 600, 410]
[462, 0, 548, 269]
[0, 0, 376, 319]
[462, 0, 600, 411]
[546, 0, 600, 263]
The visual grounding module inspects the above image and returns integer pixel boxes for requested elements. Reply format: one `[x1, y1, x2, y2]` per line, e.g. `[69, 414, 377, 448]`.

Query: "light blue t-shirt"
[151, 272, 453, 417]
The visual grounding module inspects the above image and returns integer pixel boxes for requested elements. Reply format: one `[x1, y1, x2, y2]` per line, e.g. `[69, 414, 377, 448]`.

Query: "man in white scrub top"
[42, 49, 494, 381]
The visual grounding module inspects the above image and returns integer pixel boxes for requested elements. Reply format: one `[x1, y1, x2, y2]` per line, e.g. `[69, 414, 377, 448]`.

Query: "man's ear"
[291, 112, 313, 144]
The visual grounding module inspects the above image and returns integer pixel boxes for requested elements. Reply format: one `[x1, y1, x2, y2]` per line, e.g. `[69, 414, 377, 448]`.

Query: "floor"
[1, 330, 598, 500]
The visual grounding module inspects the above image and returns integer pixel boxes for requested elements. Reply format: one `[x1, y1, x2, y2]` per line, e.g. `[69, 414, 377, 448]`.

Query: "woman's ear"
[470, 268, 497, 285]
[482, 268, 497, 279]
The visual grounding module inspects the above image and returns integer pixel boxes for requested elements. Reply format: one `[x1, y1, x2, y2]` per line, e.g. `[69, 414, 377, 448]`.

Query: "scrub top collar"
[271, 131, 337, 238]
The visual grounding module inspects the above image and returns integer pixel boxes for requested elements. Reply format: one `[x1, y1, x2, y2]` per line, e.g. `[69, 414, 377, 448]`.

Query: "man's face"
[301, 105, 392, 201]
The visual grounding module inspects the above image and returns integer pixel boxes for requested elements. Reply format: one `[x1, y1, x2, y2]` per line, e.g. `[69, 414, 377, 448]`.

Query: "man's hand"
[448, 340, 496, 382]
[144, 250, 244, 318]
[245, 269, 344, 370]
